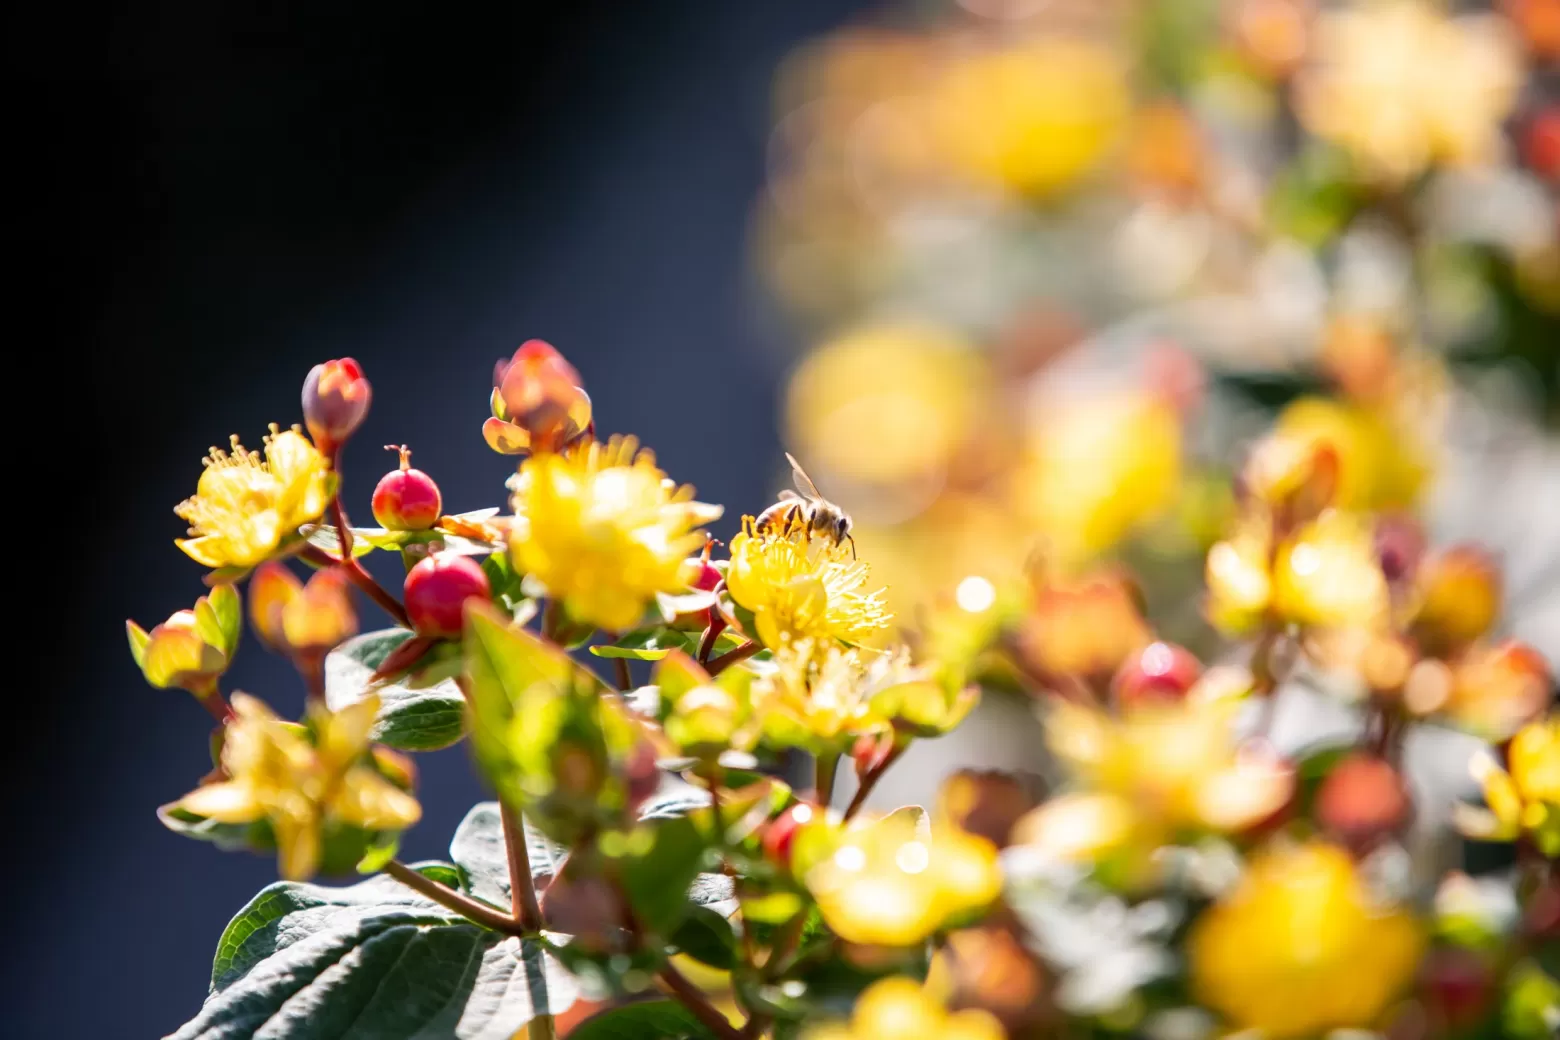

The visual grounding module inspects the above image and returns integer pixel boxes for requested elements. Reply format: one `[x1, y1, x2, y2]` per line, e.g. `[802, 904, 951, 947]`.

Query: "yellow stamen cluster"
[174, 426, 334, 572]
[508, 435, 721, 632]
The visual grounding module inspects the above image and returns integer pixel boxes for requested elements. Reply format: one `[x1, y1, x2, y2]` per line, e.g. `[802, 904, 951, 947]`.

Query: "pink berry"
[372, 446, 443, 530]
[404, 552, 490, 639]
[1111, 641, 1202, 709]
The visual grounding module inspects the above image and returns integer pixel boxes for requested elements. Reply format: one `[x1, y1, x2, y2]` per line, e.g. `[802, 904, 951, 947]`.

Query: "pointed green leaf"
[174, 872, 578, 1040]
[324, 629, 466, 751]
[565, 1000, 715, 1040]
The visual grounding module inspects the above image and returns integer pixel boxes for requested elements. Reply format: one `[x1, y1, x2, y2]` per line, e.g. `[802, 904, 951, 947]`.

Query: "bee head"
[832, 513, 852, 544]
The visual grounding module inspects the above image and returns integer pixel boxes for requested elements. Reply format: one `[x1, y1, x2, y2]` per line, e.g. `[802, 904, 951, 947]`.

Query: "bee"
[754, 453, 856, 557]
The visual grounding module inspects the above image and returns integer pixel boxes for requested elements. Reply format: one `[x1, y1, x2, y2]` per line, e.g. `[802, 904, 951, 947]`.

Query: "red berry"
[372, 446, 443, 530]
[1112, 641, 1202, 709]
[1316, 752, 1411, 849]
[404, 552, 490, 639]
[1420, 947, 1493, 1032]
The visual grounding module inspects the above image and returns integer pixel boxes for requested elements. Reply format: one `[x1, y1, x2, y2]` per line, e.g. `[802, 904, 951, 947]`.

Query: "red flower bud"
[301, 358, 371, 451]
[1111, 641, 1202, 710]
[761, 802, 816, 869]
[403, 552, 491, 639]
[1316, 753, 1412, 850]
[371, 445, 443, 531]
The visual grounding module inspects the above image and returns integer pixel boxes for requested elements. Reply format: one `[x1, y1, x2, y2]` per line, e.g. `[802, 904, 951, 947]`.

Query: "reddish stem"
[501, 800, 544, 931]
[384, 860, 521, 934]
[657, 961, 744, 1040]
[706, 640, 761, 677]
[843, 743, 905, 821]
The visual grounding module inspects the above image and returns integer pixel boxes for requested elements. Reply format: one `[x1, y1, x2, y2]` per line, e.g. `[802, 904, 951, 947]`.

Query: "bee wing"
[785, 452, 822, 500]
[776, 489, 801, 502]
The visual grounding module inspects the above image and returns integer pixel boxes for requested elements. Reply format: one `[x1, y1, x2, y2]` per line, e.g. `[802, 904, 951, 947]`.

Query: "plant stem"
[815, 751, 840, 810]
[299, 652, 326, 704]
[196, 685, 233, 724]
[501, 801, 545, 931]
[843, 744, 904, 821]
[384, 860, 521, 934]
[658, 960, 744, 1040]
[614, 657, 633, 692]
[707, 640, 760, 677]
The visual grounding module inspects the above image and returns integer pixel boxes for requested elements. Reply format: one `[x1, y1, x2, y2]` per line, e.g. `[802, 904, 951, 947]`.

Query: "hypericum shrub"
[135, 342, 1555, 1040]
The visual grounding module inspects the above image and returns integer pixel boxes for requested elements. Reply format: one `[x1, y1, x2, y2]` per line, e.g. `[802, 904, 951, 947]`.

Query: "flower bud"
[664, 684, 740, 755]
[1447, 640, 1551, 739]
[1241, 433, 1339, 524]
[1419, 947, 1495, 1034]
[1316, 752, 1412, 850]
[1413, 546, 1502, 654]
[301, 358, 371, 451]
[1112, 641, 1203, 710]
[1373, 512, 1426, 588]
[1019, 569, 1151, 685]
[127, 584, 241, 696]
[250, 562, 358, 656]
[483, 340, 592, 455]
[761, 802, 816, 869]
[371, 445, 442, 531]
[403, 552, 491, 639]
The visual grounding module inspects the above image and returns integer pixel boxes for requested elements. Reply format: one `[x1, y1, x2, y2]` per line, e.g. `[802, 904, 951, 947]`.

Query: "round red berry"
[404, 552, 490, 639]
[372, 446, 443, 530]
[1112, 641, 1202, 709]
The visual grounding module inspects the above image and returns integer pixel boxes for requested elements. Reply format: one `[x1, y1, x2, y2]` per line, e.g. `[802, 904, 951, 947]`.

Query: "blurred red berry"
[1522, 107, 1560, 183]
[761, 803, 816, 868]
[301, 358, 371, 451]
[371, 445, 443, 531]
[404, 552, 491, 639]
[1420, 947, 1494, 1033]
[1112, 641, 1203, 709]
[1316, 752, 1411, 849]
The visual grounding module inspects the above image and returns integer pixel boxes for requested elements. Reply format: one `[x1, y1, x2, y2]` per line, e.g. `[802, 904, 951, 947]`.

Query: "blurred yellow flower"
[249, 562, 358, 657]
[1445, 640, 1553, 740]
[806, 976, 1005, 1040]
[726, 517, 890, 650]
[174, 426, 334, 572]
[1273, 398, 1428, 512]
[1019, 567, 1152, 683]
[1010, 392, 1181, 566]
[1205, 515, 1276, 637]
[1189, 841, 1422, 1038]
[1272, 509, 1390, 631]
[174, 693, 421, 880]
[509, 436, 721, 632]
[1457, 715, 1559, 857]
[785, 324, 989, 488]
[929, 36, 1128, 197]
[807, 812, 1001, 947]
[1297, 0, 1522, 183]
[1030, 700, 1293, 884]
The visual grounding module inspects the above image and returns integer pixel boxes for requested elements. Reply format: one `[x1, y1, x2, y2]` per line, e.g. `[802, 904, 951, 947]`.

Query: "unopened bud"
[483, 339, 592, 455]
[301, 358, 371, 451]
[1242, 433, 1339, 524]
[1316, 753, 1411, 850]
[1448, 640, 1551, 739]
[250, 562, 358, 656]
[371, 445, 442, 531]
[127, 584, 241, 695]
[1414, 546, 1502, 653]
[1112, 641, 1203, 710]
[403, 552, 491, 639]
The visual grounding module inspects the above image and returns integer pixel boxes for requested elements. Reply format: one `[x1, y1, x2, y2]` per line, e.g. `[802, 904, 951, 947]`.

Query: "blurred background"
[10, 0, 1557, 1036]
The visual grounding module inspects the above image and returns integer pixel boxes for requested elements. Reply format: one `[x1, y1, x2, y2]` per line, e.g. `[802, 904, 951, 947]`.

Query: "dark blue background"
[11, 1, 863, 1034]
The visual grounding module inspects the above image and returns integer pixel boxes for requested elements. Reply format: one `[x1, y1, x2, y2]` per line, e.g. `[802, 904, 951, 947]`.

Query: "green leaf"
[669, 905, 738, 970]
[449, 801, 567, 910]
[175, 872, 578, 1040]
[325, 629, 467, 751]
[565, 999, 715, 1040]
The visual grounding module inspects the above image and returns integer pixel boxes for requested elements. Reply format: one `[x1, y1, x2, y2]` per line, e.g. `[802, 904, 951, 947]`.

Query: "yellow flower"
[1205, 515, 1276, 637]
[807, 811, 1001, 947]
[174, 693, 421, 880]
[1273, 398, 1429, 512]
[1010, 391, 1181, 567]
[1456, 715, 1559, 857]
[806, 976, 1005, 1040]
[1189, 841, 1423, 1039]
[725, 517, 890, 650]
[508, 436, 721, 632]
[928, 37, 1129, 197]
[175, 426, 334, 572]
[1297, 0, 1521, 183]
[1030, 700, 1294, 885]
[249, 562, 358, 656]
[755, 641, 971, 752]
[1272, 509, 1390, 631]
[127, 584, 241, 696]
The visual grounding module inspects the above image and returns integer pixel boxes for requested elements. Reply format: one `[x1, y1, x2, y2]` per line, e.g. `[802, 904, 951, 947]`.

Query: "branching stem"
[501, 801, 545, 931]
[384, 860, 521, 935]
[706, 640, 761, 677]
